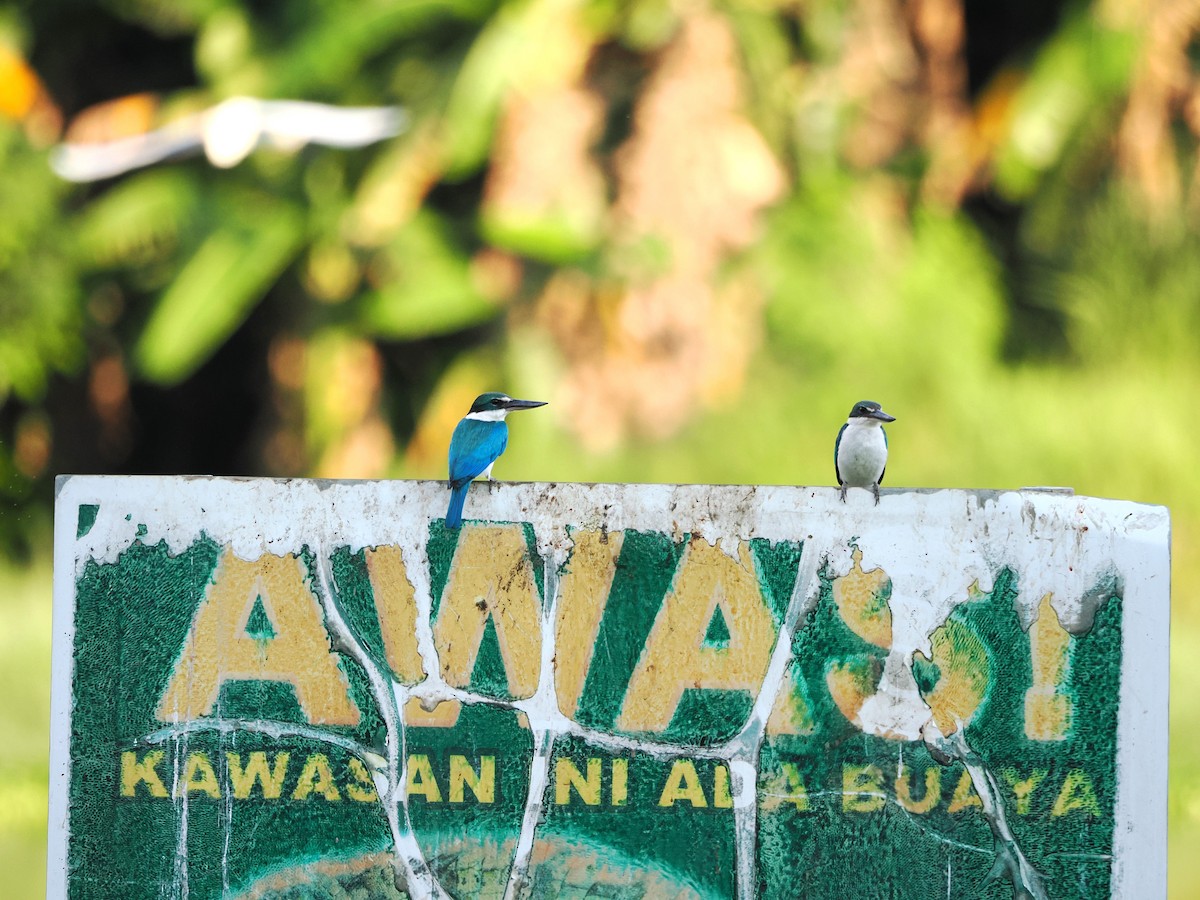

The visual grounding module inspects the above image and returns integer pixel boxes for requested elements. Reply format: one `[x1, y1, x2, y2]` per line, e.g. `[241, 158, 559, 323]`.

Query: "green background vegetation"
[0, 0, 1195, 896]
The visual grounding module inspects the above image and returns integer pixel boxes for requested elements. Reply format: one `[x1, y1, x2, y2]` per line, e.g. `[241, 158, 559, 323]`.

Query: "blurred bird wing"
[257, 101, 407, 149]
[50, 116, 205, 181]
[449, 419, 508, 484]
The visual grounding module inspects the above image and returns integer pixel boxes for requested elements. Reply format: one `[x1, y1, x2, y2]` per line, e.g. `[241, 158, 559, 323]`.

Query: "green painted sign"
[49, 477, 1169, 898]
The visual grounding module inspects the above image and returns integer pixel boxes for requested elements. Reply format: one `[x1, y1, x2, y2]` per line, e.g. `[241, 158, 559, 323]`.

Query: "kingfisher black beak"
[501, 399, 547, 411]
[871, 409, 896, 422]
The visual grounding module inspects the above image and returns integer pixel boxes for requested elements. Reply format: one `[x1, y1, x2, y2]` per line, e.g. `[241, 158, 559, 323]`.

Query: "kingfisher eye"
[491, 398, 504, 406]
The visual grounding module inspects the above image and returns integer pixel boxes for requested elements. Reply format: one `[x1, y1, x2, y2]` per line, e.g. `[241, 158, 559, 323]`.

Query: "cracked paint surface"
[49, 478, 1169, 899]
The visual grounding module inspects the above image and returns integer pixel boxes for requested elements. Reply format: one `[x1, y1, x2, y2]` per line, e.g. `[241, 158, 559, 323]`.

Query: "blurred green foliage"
[1, 0, 1198, 896]
[0, 127, 82, 401]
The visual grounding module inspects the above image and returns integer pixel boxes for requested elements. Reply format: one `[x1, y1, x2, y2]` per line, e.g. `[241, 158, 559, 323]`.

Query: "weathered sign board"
[49, 476, 1169, 899]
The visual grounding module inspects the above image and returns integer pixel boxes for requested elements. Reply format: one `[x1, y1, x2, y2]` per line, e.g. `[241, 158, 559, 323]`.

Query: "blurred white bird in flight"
[50, 96, 407, 182]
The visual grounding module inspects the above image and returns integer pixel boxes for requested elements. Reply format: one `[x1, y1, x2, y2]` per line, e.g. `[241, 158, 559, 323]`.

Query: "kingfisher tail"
[445, 482, 469, 529]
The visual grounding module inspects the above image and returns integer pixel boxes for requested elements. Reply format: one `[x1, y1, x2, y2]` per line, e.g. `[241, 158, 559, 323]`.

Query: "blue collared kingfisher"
[445, 392, 547, 529]
[835, 400, 896, 505]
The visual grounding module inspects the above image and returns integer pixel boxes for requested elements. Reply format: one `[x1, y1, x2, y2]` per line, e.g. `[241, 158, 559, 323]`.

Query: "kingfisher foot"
[838, 485, 848, 503]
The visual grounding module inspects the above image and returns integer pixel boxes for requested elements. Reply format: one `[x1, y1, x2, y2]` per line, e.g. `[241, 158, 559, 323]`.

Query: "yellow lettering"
[1025, 594, 1073, 741]
[347, 757, 378, 802]
[450, 755, 495, 803]
[292, 754, 341, 801]
[714, 765, 733, 808]
[120, 750, 168, 798]
[227, 752, 289, 800]
[659, 760, 708, 807]
[555, 529, 624, 718]
[842, 764, 885, 812]
[913, 617, 989, 737]
[363, 546, 424, 684]
[824, 551, 894, 728]
[896, 764, 940, 814]
[156, 550, 360, 725]
[399, 697, 460, 728]
[761, 762, 810, 811]
[825, 656, 881, 729]
[1002, 769, 1047, 815]
[618, 540, 778, 732]
[948, 768, 982, 814]
[766, 663, 816, 736]
[556, 757, 602, 805]
[406, 754, 442, 802]
[611, 758, 628, 806]
[406, 525, 542, 728]
[180, 752, 221, 798]
[833, 548, 892, 649]
[1052, 770, 1101, 817]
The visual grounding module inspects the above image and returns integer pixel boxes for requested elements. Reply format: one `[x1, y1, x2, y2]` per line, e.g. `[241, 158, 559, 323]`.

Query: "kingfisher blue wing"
[449, 418, 509, 486]
[834, 422, 847, 485]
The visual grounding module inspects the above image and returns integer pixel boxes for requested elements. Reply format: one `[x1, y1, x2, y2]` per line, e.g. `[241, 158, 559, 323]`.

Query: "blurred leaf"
[258, 0, 495, 98]
[481, 206, 601, 263]
[439, 1, 531, 179]
[74, 169, 200, 270]
[441, 0, 598, 179]
[357, 211, 501, 338]
[133, 202, 304, 384]
[994, 12, 1137, 201]
[725, 6, 796, 150]
[0, 125, 82, 402]
[619, 0, 677, 50]
[302, 329, 390, 475]
[194, 7, 257, 89]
